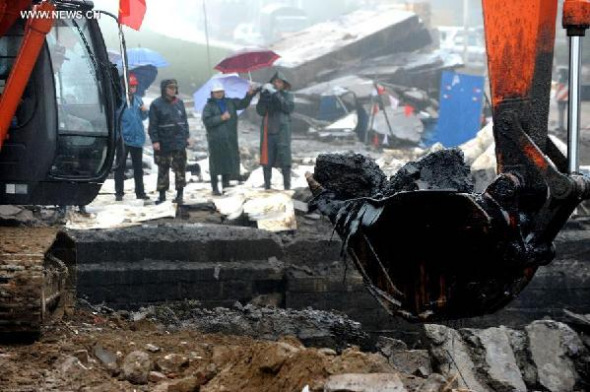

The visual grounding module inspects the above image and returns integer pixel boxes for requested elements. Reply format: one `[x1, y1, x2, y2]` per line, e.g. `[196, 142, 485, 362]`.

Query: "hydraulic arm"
[307, 0, 590, 321]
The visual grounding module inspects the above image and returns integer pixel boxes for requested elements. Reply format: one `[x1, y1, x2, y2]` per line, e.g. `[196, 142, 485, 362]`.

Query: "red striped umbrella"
[214, 48, 280, 74]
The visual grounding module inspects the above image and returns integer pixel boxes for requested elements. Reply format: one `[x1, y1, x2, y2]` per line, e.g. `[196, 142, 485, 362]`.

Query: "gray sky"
[93, 0, 202, 39]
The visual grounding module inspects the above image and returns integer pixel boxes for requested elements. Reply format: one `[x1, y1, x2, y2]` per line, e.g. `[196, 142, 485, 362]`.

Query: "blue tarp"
[428, 71, 485, 147]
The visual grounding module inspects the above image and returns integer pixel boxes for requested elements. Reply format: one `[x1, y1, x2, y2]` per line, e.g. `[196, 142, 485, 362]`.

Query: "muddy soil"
[0, 307, 423, 392]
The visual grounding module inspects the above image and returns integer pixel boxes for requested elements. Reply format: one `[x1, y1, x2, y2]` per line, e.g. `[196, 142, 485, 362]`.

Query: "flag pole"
[202, 0, 212, 72]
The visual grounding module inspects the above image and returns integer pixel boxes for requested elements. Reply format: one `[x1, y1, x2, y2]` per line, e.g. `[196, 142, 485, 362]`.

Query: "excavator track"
[0, 227, 69, 336]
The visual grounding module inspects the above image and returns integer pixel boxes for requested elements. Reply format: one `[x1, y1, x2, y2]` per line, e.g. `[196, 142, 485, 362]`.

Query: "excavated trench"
[46, 217, 590, 343]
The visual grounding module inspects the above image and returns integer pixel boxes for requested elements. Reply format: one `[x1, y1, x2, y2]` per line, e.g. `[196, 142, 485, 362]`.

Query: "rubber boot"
[155, 190, 166, 205]
[173, 188, 184, 204]
[211, 177, 221, 196]
[263, 166, 272, 190]
[222, 174, 230, 189]
[283, 167, 291, 191]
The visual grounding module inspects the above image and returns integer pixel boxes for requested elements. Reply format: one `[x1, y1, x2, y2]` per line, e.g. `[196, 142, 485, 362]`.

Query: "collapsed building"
[248, 5, 463, 145]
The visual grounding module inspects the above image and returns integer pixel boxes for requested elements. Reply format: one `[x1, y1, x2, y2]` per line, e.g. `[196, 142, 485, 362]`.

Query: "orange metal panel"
[0, 1, 54, 150]
[0, 0, 33, 37]
[563, 0, 590, 32]
[483, 0, 558, 108]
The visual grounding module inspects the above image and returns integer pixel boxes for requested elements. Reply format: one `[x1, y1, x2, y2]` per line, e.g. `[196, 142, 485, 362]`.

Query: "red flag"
[119, 0, 146, 31]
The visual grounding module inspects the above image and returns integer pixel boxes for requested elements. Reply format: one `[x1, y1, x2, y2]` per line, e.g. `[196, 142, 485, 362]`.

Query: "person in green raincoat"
[256, 71, 295, 190]
[202, 82, 257, 195]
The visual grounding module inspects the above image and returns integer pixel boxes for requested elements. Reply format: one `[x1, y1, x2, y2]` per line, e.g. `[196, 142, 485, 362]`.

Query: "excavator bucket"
[307, 0, 590, 321]
[306, 151, 539, 321]
[326, 190, 537, 321]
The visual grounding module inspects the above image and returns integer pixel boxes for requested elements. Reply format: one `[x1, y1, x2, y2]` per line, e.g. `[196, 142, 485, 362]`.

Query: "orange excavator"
[0, 0, 123, 336]
[308, 0, 590, 321]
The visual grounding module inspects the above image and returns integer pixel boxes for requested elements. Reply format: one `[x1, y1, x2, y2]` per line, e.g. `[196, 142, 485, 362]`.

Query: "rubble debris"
[323, 373, 407, 392]
[563, 309, 590, 331]
[313, 153, 387, 200]
[122, 350, 152, 384]
[264, 7, 432, 88]
[424, 324, 491, 392]
[309, 149, 472, 223]
[526, 320, 589, 392]
[142, 303, 372, 352]
[424, 322, 590, 392]
[371, 106, 424, 146]
[385, 148, 473, 194]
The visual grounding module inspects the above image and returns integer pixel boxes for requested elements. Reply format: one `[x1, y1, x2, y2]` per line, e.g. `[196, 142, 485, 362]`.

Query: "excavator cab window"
[0, 10, 118, 205]
[47, 19, 109, 179]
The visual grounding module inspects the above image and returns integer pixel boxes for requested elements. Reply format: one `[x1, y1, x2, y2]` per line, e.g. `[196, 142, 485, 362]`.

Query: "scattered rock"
[59, 355, 87, 375]
[318, 348, 337, 357]
[526, 320, 587, 392]
[93, 344, 119, 376]
[256, 342, 300, 374]
[146, 343, 161, 353]
[463, 327, 526, 392]
[416, 373, 450, 392]
[323, 373, 407, 392]
[156, 353, 189, 376]
[389, 350, 432, 378]
[167, 376, 206, 392]
[149, 370, 167, 383]
[73, 349, 90, 366]
[122, 350, 152, 385]
[505, 329, 538, 387]
[0, 205, 23, 217]
[424, 324, 491, 392]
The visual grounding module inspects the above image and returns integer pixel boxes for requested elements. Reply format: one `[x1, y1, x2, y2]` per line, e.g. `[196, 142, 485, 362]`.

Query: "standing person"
[202, 82, 257, 195]
[148, 79, 190, 204]
[115, 73, 150, 201]
[256, 71, 294, 190]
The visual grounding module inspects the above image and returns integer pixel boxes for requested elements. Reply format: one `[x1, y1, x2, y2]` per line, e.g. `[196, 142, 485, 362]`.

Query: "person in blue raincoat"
[115, 73, 150, 201]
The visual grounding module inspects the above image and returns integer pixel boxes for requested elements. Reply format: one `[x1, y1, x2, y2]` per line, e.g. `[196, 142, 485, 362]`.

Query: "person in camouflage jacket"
[148, 79, 190, 204]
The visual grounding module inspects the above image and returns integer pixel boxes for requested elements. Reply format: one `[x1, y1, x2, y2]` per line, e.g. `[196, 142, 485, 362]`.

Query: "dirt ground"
[0, 307, 428, 392]
[1, 90, 587, 392]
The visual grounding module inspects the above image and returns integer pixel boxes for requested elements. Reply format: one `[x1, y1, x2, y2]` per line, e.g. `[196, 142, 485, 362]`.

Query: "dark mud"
[130, 302, 372, 351]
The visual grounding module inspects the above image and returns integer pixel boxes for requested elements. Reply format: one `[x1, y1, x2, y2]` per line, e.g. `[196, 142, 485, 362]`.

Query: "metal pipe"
[568, 36, 582, 173]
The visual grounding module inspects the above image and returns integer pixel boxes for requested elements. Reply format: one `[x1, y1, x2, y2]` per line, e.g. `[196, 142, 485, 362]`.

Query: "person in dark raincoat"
[148, 79, 190, 204]
[115, 73, 150, 201]
[256, 71, 294, 190]
[202, 82, 257, 195]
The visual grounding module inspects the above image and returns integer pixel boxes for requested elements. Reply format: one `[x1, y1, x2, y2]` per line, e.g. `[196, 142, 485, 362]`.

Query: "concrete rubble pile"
[247, 5, 462, 146]
[56, 299, 590, 392]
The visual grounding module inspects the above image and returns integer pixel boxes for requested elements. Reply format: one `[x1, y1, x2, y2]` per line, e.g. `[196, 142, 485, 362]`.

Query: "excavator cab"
[308, 0, 590, 321]
[0, 1, 120, 206]
[0, 0, 124, 336]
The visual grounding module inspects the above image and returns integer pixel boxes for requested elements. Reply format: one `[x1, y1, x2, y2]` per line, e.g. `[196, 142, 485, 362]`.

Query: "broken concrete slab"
[371, 106, 424, 145]
[505, 329, 538, 388]
[462, 327, 527, 392]
[388, 350, 432, 377]
[424, 324, 492, 392]
[58, 224, 284, 264]
[263, 7, 431, 88]
[525, 320, 588, 392]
